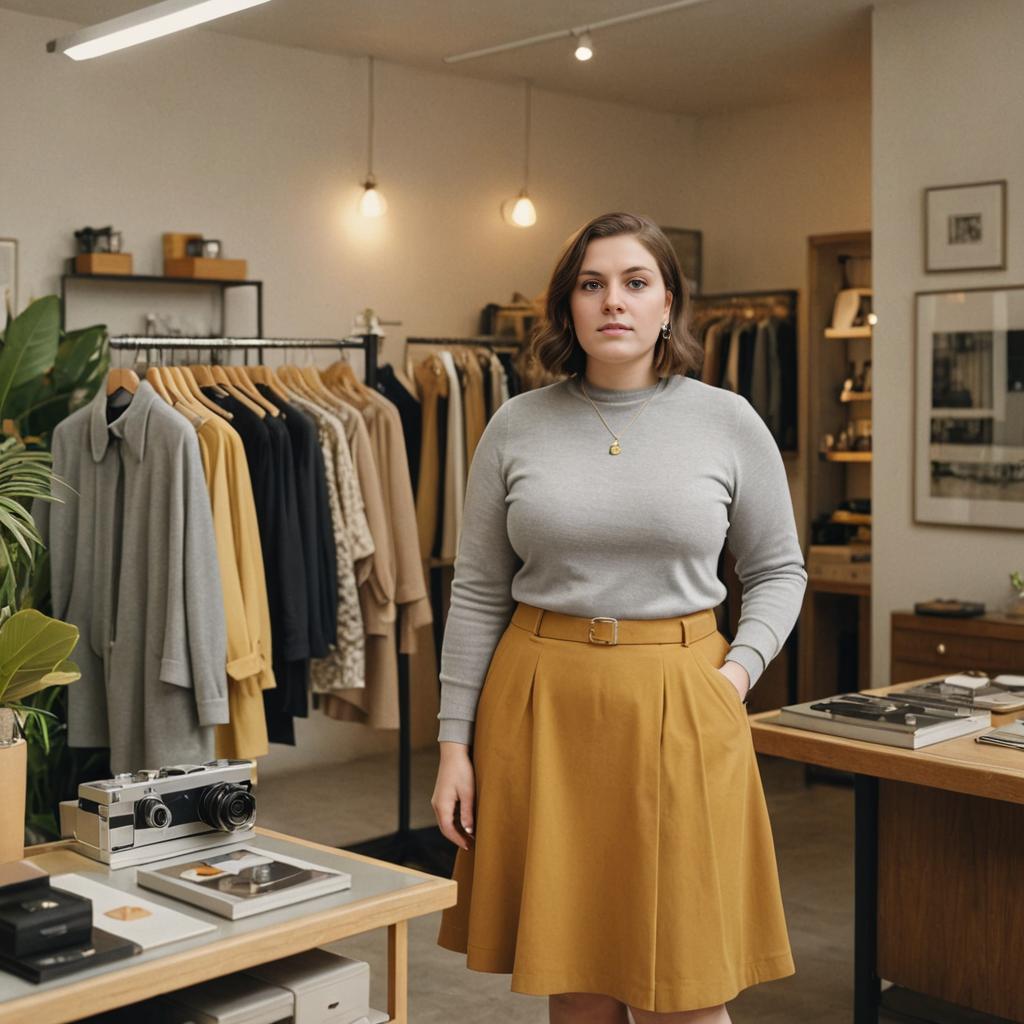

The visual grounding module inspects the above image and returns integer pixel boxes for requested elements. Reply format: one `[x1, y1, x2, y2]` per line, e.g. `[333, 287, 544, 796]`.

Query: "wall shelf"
[825, 326, 872, 339]
[60, 267, 263, 334]
[822, 450, 872, 462]
[840, 391, 873, 403]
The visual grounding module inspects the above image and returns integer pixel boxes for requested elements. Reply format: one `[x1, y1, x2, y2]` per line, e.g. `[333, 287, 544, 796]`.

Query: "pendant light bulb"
[360, 176, 387, 218]
[502, 190, 537, 228]
[574, 31, 594, 61]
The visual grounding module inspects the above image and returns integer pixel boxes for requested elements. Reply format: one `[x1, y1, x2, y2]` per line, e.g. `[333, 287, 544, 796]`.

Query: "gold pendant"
[609, 440, 622, 455]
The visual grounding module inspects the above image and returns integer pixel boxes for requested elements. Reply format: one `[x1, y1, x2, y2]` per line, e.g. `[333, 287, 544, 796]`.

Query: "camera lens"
[197, 783, 256, 832]
[138, 797, 172, 830]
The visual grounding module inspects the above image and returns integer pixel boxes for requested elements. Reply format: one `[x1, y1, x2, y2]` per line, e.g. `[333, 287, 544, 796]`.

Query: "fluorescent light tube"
[47, 0, 273, 61]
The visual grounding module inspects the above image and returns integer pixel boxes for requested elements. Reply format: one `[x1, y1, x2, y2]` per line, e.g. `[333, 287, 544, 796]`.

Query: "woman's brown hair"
[530, 212, 702, 379]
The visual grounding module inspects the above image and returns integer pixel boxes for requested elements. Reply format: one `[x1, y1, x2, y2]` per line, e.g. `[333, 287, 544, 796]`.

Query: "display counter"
[751, 678, 1024, 1024]
[0, 827, 456, 1024]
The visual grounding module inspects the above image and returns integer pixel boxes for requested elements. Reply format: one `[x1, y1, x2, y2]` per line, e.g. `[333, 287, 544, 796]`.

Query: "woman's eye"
[581, 280, 601, 291]
[627, 278, 648, 289]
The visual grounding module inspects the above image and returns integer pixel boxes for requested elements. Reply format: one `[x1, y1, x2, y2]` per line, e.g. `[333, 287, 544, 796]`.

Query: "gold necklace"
[578, 377, 664, 455]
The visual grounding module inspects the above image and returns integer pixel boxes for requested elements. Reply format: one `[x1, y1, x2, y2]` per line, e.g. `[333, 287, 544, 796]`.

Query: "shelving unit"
[60, 268, 263, 335]
[801, 231, 873, 708]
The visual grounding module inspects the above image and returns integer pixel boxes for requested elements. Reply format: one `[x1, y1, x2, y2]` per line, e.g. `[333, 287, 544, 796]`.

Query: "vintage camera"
[73, 759, 257, 869]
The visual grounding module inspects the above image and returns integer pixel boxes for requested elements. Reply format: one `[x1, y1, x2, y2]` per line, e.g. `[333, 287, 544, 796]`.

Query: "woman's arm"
[437, 400, 520, 745]
[724, 396, 808, 692]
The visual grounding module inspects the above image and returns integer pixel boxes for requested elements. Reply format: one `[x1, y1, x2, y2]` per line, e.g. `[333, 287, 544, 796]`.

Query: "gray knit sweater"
[436, 374, 807, 745]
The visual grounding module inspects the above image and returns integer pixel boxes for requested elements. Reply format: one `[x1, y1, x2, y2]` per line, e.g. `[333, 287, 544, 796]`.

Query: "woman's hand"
[432, 742, 476, 851]
[717, 661, 751, 703]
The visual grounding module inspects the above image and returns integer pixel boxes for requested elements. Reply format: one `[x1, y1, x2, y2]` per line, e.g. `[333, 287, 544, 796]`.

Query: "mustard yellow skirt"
[436, 602, 795, 1013]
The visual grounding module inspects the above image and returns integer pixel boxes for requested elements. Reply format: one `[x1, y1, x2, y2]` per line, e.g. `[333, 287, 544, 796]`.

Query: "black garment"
[737, 321, 758, 399]
[776, 318, 798, 452]
[497, 353, 521, 397]
[478, 353, 494, 423]
[255, 385, 337, 658]
[376, 364, 422, 494]
[201, 387, 309, 745]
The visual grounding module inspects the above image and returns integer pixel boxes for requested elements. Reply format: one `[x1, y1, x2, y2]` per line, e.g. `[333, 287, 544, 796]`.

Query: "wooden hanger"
[166, 366, 221, 420]
[187, 364, 229, 396]
[160, 366, 208, 420]
[243, 365, 289, 401]
[106, 368, 139, 396]
[223, 365, 279, 416]
[179, 366, 232, 420]
[144, 367, 173, 404]
[208, 365, 266, 418]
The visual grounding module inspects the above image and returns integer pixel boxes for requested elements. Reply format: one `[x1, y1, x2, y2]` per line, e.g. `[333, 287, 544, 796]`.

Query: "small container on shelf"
[164, 257, 247, 281]
[74, 253, 133, 275]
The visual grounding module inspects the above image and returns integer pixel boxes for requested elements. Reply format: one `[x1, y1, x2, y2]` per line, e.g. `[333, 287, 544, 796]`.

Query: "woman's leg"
[626, 1003, 731, 1024]
[549, 992, 630, 1024]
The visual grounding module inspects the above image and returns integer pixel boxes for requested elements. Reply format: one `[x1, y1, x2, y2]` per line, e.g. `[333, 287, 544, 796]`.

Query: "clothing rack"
[406, 335, 522, 350]
[109, 332, 449, 872]
[690, 289, 798, 322]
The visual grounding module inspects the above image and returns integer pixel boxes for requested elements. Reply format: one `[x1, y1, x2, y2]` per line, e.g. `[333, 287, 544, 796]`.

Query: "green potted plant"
[0, 295, 106, 859]
[1009, 571, 1024, 618]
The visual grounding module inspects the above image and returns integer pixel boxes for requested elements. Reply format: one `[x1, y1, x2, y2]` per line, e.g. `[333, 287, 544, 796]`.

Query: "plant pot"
[0, 736, 27, 863]
[1007, 595, 1024, 619]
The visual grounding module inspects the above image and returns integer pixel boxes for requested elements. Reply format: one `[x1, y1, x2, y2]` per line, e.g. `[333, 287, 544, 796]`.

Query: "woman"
[431, 212, 806, 1023]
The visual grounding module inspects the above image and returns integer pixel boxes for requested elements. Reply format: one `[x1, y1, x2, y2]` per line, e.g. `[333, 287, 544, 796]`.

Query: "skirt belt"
[511, 602, 719, 647]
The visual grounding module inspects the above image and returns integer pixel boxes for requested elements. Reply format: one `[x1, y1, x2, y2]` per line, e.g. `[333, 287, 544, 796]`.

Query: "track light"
[574, 32, 594, 61]
[47, 0, 273, 61]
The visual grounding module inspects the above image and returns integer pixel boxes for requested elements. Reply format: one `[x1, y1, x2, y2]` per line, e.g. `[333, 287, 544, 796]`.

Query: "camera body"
[73, 759, 257, 869]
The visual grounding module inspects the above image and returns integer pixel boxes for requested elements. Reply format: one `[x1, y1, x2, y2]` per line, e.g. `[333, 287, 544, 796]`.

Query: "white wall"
[871, 0, 1024, 685]
[690, 95, 873, 543]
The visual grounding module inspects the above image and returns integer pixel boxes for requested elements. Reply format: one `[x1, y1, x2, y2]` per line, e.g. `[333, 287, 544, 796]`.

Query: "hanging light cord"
[367, 55, 375, 180]
[523, 81, 531, 191]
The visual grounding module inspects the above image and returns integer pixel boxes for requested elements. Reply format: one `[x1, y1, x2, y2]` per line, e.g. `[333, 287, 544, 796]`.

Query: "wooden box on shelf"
[162, 232, 203, 260]
[164, 257, 247, 281]
[74, 252, 133, 275]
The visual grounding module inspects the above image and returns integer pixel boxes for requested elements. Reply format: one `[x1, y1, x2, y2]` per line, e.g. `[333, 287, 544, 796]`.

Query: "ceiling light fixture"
[501, 82, 537, 228]
[573, 31, 594, 62]
[445, 0, 713, 65]
[359, 55, 388, 218]
[46, 0, 273, 61]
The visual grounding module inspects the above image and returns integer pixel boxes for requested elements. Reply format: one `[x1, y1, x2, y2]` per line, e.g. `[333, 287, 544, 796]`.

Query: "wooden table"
[0, 827, 456, 1024]
[751, 679, 1024, 1024]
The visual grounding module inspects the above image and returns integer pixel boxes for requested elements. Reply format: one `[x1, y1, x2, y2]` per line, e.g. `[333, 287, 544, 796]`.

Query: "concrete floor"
[257, 749, 906, 1023]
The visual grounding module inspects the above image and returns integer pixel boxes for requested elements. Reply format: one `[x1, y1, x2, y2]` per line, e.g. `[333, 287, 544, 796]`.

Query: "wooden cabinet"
[890, 610, 1024, 683]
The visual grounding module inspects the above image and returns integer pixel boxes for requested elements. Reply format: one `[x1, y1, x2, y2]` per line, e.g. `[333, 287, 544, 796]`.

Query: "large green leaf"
[0, 297, 60, 418]
[0, 609, 80, 704]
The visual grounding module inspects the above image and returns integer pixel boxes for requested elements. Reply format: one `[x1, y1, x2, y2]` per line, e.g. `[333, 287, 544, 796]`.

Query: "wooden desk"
[751, 680, 1024, 1024]
[0, 828, 456, 1024]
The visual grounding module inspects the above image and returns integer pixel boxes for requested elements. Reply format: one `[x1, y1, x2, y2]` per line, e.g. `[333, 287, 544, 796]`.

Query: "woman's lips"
[598, 326, 632, 336]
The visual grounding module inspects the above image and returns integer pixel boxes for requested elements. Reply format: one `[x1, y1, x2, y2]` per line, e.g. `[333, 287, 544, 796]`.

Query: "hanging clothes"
[35, 379, 228, 772]
[438, 350, 466, 562]
[376, 363, 422, 495]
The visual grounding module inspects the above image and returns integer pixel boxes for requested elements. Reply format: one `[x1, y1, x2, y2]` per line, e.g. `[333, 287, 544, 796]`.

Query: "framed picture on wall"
[0, 238, 16, 317]
[924, 180, 1006, 273]
[661, 227, 702, 296]
[915, 284, 1024, 529]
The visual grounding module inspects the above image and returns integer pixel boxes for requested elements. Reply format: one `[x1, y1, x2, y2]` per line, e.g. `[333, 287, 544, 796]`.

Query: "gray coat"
[35, 380, 228, 772]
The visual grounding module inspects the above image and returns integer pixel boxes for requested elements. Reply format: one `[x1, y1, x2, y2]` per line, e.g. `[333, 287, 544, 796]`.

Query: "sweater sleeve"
[723, 396, 807, 689]
[437, 400, 519, 745]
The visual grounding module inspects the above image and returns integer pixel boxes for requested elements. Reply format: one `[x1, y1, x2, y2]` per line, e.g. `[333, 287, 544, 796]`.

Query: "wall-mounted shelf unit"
[60, 267, 263, 335]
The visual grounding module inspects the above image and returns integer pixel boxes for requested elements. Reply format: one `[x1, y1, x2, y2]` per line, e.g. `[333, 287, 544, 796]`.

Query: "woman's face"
[569, 234, 673, 374]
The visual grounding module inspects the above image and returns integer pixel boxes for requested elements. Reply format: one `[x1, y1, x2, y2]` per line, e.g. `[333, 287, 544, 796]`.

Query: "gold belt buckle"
[588, 617, 618, 645]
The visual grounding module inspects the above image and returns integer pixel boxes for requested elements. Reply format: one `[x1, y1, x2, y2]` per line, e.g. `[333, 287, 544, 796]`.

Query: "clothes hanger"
[242, 364, 290, 401]
[207, 365, 266, 418]
[222, 364, 280, 416]
[158, 365, 207, 420]
[179, 366, 232, 420]
[165, 365, 218, 420]
[106, 367, 139, 396]
[144, 367, 173, 405]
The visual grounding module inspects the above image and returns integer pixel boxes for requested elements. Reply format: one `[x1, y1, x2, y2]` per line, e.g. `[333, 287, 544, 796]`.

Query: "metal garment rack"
[109, 332, 451, 872]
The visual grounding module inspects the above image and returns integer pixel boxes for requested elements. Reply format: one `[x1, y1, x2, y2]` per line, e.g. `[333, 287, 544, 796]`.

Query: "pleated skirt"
[436, 602, 795, 1013]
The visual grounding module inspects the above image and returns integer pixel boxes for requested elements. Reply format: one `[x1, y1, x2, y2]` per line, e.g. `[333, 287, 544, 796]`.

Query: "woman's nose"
[603, 287, 626, 312]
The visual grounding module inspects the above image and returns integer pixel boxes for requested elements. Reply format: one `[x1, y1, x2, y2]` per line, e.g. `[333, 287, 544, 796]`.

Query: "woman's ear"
[664, 291, 673, 322]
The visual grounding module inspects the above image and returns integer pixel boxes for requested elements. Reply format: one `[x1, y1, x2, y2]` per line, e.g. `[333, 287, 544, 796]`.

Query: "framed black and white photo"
[661, 227, 702, 296]
[915, 285, 1024, 529]
[0, 238, 16, 317]
[924, 180, 1006, 273]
